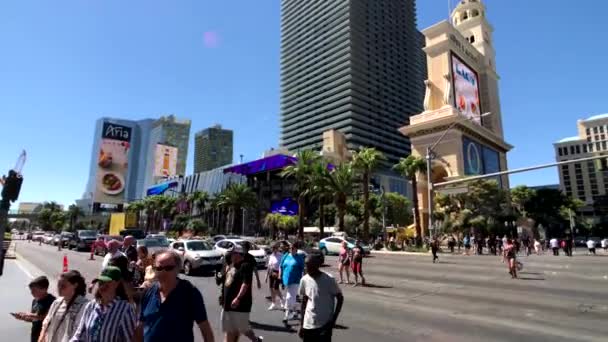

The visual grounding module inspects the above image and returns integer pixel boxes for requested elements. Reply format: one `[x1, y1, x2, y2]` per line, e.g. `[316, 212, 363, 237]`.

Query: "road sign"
[436, 185, 468, 196]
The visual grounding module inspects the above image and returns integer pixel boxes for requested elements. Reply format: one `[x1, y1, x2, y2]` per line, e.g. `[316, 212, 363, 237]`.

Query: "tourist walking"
[430, 238, 439, 264]
[121, 236, 138, 264]
[135, 251, 215, 342]
[337, 241, 351, 284]
[241, 241, 262, 290]
[102, 240, 125, 269]
[351, 240, 366, 286]
[11, 276, 56, 342]
[463, 235, 471, 255]
[280, 242, 305, 323]
[504, 239, 518, 279]
[70, 266, 136, 342]
[220, 246, 262, 342]
[298, 254, 344, 342]
[133, 246, 152, 288]
[586, 238, 597, 255]
[39, 271, 88, 342]
[265, 244, 284, 310]
[602, 238, 608, 253]
[550, 237, 560, 256]
[534, 239, 542, 255]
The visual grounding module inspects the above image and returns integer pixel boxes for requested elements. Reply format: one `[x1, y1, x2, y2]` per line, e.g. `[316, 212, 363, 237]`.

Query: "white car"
[214, 239, 268, 268]
[42, 233, 56, 244]
[318, 236, 371, 256]
[170, 240, 223, 275]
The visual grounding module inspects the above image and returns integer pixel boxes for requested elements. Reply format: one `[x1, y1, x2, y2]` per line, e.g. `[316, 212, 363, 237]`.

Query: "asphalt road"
[10, 241, 608, 342]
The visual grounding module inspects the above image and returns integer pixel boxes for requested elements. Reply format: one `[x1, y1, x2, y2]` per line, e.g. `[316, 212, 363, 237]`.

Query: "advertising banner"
[94, 122, 132, 204]
[463, 137, 483, 175]
[154, 144, 178, 178]
[452, 53, 482, 123]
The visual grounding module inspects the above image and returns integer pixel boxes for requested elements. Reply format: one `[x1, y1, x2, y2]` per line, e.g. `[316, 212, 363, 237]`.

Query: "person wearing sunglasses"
[135, 250, 215, 342]
[70, 266, 136, 342]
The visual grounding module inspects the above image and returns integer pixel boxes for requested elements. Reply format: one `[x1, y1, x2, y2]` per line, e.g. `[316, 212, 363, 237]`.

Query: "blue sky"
[0, 0, 606, 207]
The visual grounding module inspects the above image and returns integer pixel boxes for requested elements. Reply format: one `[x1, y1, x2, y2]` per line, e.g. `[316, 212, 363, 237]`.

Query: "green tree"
[187, 191, 210, 217]
[67, 204, 85, 231]
[218, 184, 257, 234]
[187, 218, 208, 235]
[393, 155, 426, 245]
[510, 185, 536, 217]
[525, 188, 571, 237]
[38, 202, 63, 231]
[326, 163, 355, 232]
[262, 213, 283, 239]
[277, 215, 298, 238]
[280, 150, 321, 239]
[51, 211, 67, 231]
[384, 192, 412, 227]
[311, 160, 333, 237]
[352, 147, 384, 239]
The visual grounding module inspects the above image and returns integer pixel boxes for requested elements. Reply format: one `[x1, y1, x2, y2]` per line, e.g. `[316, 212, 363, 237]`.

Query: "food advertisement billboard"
[154, 144, 178, 178]
[452, 53, 482, 123]
[94, 122, 131, 204]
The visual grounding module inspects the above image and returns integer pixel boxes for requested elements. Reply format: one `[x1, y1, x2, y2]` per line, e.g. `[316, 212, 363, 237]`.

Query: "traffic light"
[1, 170, 23, 203]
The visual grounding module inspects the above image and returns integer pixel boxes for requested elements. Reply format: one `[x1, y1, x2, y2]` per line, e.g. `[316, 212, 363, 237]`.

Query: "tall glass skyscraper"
[194, 125, 233, 173]
[280, 0, 426, 166]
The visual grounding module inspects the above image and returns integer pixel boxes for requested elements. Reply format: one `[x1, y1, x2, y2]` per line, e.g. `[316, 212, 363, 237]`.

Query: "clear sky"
[0, 0, 606, 208]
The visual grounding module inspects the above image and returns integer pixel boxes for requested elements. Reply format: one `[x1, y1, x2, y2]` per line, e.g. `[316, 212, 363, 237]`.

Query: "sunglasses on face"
[153, 265, 177, 272]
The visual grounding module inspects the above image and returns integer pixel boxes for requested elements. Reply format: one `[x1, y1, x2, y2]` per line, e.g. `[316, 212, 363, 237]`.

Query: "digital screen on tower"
[451, 53, 482, 124]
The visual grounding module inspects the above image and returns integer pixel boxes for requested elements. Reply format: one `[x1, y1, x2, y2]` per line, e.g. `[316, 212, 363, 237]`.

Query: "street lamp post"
[426, 112, 492, 242]
[241, 208, 246, 236]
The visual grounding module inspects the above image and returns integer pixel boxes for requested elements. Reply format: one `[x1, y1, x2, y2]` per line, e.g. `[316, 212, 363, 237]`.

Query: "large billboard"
[154, 144, 178, 178]
[463, 137, 502, 186]
[94, 122, 132, 204]
[452, 53, 482, 123]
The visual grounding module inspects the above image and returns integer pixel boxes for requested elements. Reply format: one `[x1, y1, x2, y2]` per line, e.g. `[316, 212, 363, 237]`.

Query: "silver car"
[171, 240, 223, 275]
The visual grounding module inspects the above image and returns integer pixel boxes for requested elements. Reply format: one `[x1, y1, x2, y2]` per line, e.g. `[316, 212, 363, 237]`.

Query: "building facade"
[554, 113, 608, 219]
[279, 0, 426, 166]
[400, 0, 512, 235]
[194, 125, 233, 173]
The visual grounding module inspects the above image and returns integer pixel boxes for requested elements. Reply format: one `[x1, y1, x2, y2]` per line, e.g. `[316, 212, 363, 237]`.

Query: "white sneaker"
[268, 303, 278, 311]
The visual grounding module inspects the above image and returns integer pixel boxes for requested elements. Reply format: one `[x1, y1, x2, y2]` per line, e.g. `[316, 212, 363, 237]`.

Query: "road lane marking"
[15, 259, 34, 279]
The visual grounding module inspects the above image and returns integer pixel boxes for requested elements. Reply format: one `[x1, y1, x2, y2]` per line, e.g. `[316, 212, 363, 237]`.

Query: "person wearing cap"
[101, 240, 125, 269]
[135, 250, 215, 342]
[221, 245, 263, 342]
[70, 266, 136, 342]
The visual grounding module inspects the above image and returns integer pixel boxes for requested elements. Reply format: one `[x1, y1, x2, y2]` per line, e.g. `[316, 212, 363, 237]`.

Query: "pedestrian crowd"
[12, 236, 348, 342]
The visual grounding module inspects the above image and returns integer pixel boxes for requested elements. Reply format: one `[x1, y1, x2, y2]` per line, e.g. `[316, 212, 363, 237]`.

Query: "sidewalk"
[0, 259, 37, 341]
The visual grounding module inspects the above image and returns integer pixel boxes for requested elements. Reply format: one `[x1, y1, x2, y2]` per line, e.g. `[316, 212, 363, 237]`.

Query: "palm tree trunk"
[319, 199, 325, 237]
[411, 177, 422, 247]
[362, 171, 370, 240]
[298, 196, 305, 240]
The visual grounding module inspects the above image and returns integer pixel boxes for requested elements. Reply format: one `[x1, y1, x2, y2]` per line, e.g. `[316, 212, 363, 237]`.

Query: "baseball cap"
[93, 266, 122, 283]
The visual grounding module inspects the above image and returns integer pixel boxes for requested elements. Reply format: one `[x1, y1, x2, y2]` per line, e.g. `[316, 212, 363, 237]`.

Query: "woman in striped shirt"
[39, 271, 88, 342]
[70, 266, 136, 342]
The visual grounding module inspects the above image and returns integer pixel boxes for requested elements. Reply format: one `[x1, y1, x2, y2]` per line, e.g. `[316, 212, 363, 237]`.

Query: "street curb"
[371, 250, 430, 256]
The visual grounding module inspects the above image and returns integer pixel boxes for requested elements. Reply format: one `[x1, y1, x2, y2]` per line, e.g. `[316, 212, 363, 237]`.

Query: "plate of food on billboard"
[452, 53, 481, 123]
[94, 122, 131, 204]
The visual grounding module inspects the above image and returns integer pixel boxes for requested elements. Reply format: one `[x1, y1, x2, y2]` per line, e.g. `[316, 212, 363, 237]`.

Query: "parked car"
[119, 229, 146, 240]
[94, 235, 124, 256]
[42, 233, 55, 244]
[146, 234, 170, 246]
[210, 235, 227, 243]
[170, 240, 223, 275]
[51, 234, 62, 246]
[213, 239, 268, 268]
[137, 238, 170, 255]
[32, 231, 46, 241]
[59, 232, 74, 247]
[319, 236, 371, 256]
[68, 230, 98, 251]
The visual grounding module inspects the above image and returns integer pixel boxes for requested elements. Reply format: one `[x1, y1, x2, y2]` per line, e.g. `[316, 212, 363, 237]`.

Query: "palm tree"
[42, 201, 61, 212]
[126, 200, 146, 228]
[188, 191, 210, 218]
[326, 163, 355, 232]
[280, 150, 320, 239]
[218, 184, 257, 234]
[67, 204, 85, 231]
[262, 213, 282, 239]
[352, 147, 384, 240]
[310, 160, 333, 237]
[394, 155, 427, 246]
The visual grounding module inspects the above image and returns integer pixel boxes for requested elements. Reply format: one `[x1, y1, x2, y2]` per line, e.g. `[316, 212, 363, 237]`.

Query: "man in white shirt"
[601, 238, 608, 252]
[549, 238, 560, 256]
[299, 254, 343, 342]
[102, 239, 125, 269]
[586, 239, 597, 255]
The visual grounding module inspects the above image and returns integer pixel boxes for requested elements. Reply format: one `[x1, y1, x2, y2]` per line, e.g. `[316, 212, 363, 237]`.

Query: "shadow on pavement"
[519, 277, 545, 281]
[334, 324, 349, 330]
[250, 321, 296, 333]
[363, 283, 393, 289]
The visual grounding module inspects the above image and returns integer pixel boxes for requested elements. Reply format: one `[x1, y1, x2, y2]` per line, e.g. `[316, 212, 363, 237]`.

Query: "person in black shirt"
[11, 276, 56, 342]
[221, 245, 263, 342]
[241, 241, 262, 290]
